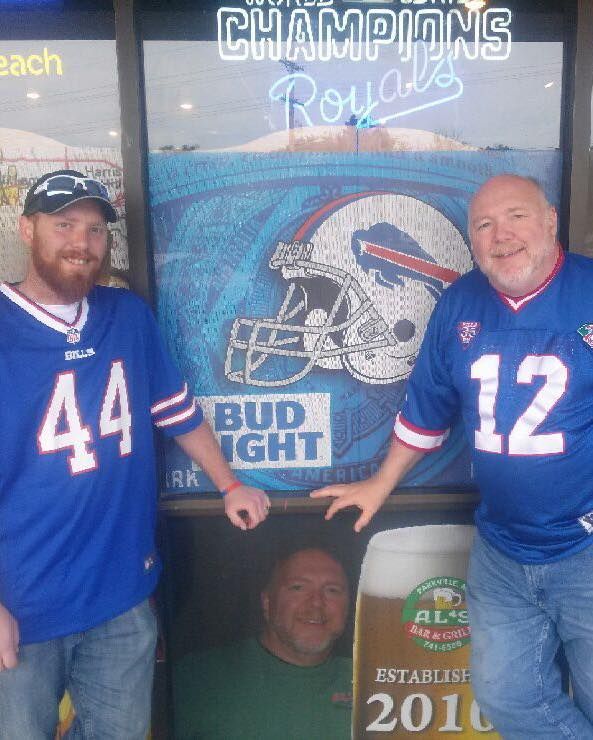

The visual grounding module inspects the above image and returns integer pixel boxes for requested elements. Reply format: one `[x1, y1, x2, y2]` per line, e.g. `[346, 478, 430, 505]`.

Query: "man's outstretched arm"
[175, 421, 270, 530]
[0, 602, 19, 671]
[310, 436, 426, 532]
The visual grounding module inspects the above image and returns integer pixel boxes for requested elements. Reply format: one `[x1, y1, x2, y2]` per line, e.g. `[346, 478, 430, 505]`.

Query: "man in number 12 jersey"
[0, 170, 270, 738]
[313, 174, 593, 738]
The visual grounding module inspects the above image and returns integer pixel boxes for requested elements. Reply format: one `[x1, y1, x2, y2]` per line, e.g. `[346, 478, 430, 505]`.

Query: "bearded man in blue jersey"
[312, 174, 593, 738]
[0, 170, 270, 739]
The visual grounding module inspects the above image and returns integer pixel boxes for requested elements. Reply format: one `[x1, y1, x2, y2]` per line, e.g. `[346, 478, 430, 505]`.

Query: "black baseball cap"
[22, 169, 118, 223]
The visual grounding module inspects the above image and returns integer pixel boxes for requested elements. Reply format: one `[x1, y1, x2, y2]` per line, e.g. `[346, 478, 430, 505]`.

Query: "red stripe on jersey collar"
[497, 246, 564, 313]
[0, 282, 88, 334]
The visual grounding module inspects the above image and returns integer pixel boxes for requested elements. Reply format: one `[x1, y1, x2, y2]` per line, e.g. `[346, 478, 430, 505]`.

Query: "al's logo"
[401, 577, 471, 653]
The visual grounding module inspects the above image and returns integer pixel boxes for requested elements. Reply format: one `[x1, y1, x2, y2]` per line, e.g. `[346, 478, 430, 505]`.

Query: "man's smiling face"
[260, 549, 349, 667]
[19, 200, 108, 304]
[469, 175, 558, 297]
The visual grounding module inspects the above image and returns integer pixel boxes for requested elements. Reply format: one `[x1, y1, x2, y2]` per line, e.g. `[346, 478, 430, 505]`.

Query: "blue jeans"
[467, 534, 593, 739]
[0, 599, 157, 740]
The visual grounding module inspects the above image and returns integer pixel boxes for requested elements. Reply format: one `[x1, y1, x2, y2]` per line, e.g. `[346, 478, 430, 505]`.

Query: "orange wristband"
[221, 480, 242, 496]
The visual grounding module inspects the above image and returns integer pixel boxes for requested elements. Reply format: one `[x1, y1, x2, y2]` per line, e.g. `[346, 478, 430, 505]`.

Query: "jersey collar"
[497, 247, 564, 313]
[0, 282, 89, 337]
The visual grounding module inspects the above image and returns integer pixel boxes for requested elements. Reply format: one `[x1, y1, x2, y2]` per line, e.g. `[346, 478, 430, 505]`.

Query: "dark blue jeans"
[0, 599, 157, 740]
[468, 534, 593, 739]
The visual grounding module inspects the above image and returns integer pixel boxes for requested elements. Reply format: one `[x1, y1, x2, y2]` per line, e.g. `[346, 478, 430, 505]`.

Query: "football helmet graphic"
[225, 192, 473, 386]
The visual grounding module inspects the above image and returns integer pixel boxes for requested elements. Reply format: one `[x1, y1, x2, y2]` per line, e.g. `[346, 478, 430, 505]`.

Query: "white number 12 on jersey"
[471, 354, 567, 456]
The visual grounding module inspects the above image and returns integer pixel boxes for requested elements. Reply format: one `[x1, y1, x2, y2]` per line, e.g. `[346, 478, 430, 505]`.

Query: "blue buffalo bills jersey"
[395, 250, 593, 563]
[0, 284, 203, 643]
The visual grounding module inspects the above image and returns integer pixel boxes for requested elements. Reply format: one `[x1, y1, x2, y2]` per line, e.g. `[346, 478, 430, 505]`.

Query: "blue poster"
[149, 150, 561, 495]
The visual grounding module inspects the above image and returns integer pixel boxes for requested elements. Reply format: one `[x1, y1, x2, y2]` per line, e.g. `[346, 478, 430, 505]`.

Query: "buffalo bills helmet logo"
[352, 222, 459, 301]
[226, 192, 472, 386]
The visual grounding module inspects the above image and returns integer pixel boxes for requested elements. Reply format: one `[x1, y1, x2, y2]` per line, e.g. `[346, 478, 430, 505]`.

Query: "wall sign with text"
[150, 149, 561, 495]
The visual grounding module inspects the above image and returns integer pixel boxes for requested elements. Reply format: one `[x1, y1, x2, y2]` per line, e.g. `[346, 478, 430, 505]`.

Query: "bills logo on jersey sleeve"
[457, 321, 481, 348]
[578, 323, 593, 349]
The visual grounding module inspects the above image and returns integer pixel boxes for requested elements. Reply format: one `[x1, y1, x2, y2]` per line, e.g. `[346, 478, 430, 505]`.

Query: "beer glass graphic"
[353, 525, 499, 738]
[433, 588, 463, 610]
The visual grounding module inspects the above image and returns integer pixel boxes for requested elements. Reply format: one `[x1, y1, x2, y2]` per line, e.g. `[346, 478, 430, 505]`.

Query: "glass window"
[143, 2, 564, 152]
[0, 6, 128, 284]
[141, 1, 569, 497]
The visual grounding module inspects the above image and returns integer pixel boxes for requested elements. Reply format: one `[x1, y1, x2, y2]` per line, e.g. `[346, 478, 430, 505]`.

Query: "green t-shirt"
[174, 638, 352, 740]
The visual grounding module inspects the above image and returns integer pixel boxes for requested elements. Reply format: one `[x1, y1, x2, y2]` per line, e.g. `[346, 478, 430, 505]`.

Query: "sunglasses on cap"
[33, 175, 110, 199]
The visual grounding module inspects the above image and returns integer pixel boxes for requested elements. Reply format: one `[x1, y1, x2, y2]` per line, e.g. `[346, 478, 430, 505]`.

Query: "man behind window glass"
[174, 547, 353, 740]
[0, 170, 270, 739]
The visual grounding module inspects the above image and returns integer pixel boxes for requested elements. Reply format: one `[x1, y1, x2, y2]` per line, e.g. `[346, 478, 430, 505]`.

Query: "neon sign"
[0, 48, 63, 77]
[217, 3, 512, 131]
[217, 6, 512, 62]
[268, 42, 463, 128]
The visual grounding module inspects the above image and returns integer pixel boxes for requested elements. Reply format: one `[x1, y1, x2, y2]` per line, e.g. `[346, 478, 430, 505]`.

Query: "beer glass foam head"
[359, 525, 475, 598]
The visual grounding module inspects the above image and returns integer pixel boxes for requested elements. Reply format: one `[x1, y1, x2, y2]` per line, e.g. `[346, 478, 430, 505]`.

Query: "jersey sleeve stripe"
[394, 413, 448, 451]
[154, 396, 200, 428]
[151, 383, 188, 415]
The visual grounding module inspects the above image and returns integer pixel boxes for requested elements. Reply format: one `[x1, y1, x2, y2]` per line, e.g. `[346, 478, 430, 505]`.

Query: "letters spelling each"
[0, 48, 63, 77]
